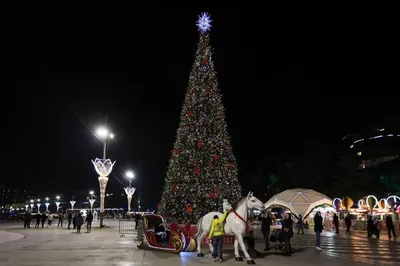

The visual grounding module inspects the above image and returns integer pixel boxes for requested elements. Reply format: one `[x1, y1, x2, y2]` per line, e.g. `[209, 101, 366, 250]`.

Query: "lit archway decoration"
[332, 198, 342, 212]
[342, 196, 354, 211]
[366, 195, 378, 212]
[386, 195, 400, 211]
[378, 198, 388, 210]
[358, 199, 366, 209]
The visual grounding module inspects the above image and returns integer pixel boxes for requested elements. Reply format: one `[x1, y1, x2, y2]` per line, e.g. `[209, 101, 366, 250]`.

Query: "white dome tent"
[264, 189, 333, 218]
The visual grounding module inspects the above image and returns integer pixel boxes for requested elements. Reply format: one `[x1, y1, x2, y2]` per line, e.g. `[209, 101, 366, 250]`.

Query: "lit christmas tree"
[159, 13, 242, 224]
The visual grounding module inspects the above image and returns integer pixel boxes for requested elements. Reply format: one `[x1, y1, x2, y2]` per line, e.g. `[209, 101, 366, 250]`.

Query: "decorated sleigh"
[137, 214, 196, 254]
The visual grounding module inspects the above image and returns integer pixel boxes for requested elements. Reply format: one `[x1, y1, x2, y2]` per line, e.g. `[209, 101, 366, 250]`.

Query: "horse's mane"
[235, 197, 247, 210]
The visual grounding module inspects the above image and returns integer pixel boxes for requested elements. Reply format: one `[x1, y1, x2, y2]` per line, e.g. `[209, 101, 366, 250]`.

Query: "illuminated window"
[357, 151, 362, 156]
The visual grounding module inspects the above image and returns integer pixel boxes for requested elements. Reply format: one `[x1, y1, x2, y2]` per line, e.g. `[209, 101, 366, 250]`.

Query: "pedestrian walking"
[47, 213, 54, 227]
[73, 212, 77, 229]
[208, 208, 230, 262]
[41, 212, 47, 228]
[244, 230, 260, 257]
[333, 213, 339, 234]
[67, 212, 72, 229]
[345, 214, 351, 234]
[35, 214, 41, 228]
[314, 211, 323, 251]
[23, 212, 31, 228]
[258, 211, 272, 250]
[281, 213, 293, 255]
[367, 216, 380, 238]
[75, 213, 84, 233]
[134, 212, 140, 229]
[386, 215, 397, 238]
[297, 214, 304, 234]
[86, 211, 93, 233]
[57, 211, 64, 228]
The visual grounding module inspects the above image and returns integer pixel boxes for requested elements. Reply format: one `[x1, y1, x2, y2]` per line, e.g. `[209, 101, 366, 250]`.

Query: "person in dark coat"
[314, 211, 323, 251]
[57, 211, 64, 228]
[86, 211, 94, 233]
[41, 213, 47, 228]
[23, 212, 31, 228]
[344, 214, 352, 234]
[386, 215, 396, 238]
[73, 212, 77, 229]
[35, 214, 41, 228]
[297, 215, 304, 234]
[367, 216, 379, 238]
[281, 213, 293, 254]
[244, 230, 260, 257]
[333, 213, 339, 234]
[258, 211, 272, 250]
[134, 212, 140, 229]
[75, 213, 84, 233]
[67, 212, 72, 229]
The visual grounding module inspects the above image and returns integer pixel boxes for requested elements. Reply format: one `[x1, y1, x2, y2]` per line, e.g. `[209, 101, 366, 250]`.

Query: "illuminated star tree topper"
[196, 12, 212, 32]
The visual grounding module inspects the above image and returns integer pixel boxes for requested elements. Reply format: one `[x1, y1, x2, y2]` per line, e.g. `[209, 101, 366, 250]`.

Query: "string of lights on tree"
[158, 13, 242, 224]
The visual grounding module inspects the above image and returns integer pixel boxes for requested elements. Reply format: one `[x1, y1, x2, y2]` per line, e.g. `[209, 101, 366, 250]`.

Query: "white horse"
[195, 192, 264, 264]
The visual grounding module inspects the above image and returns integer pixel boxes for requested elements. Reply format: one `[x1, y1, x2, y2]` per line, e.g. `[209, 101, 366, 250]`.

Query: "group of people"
[22, 210, 94, 233]
[66, 211, 94, 233]
[366, 215, 397, 239]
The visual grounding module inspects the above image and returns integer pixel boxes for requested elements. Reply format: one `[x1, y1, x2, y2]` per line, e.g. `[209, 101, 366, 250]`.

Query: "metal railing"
[119, 219, 136, 237]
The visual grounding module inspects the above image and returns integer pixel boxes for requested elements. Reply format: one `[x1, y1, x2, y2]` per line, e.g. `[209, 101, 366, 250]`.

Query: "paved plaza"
[0, 220, 399, 266]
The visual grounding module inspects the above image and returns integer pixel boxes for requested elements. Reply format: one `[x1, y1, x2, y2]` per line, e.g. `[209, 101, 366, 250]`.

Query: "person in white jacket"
[47, 213, 54, 228]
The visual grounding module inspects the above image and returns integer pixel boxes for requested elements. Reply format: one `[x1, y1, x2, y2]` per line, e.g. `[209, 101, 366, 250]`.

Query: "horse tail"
[194, 216, 204, 239]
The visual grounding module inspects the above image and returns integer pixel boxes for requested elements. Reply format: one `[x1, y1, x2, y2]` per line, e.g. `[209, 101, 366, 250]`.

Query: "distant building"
[0, 187, 29, 206]
[343, 128, 400, 169]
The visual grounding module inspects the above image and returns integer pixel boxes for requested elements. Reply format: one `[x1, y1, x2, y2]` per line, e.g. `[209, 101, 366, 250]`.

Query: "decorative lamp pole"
[36, 199, 41, 213]
[30, 200, 34, 210]
[56, 196, 61, 212]
[45, 197, 50, 212]
[124, 171, 136, 214]
[138, 196, 141, 212]
[89, 191, 95, 212]
[70, 201, 76, 210]
[91, 126, 115, 228]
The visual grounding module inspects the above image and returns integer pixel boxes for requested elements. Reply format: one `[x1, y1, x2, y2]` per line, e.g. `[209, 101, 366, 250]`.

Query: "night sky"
[9, 10, 397, 209]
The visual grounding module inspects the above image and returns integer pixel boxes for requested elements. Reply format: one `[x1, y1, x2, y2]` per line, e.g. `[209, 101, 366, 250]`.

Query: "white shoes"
[316, 247, 322, 251]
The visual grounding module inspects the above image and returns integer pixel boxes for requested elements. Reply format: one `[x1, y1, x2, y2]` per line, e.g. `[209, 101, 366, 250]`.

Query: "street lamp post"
[30, 200, 34, 211]
[70, 200, 76, 210]
[89, 191, 95, 212]
[36, 199, 41, 213]
[124, 171, 136, 214]
[92, 126, 115, 228]
[45, 197, 50, 212]
[55, 196, 61, 212]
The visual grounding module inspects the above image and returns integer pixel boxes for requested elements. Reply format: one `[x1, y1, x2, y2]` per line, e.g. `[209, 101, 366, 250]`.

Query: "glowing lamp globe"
[126, 171, 134, 179]
[91, 158, 116, 176]
[96, 127, 109, 138]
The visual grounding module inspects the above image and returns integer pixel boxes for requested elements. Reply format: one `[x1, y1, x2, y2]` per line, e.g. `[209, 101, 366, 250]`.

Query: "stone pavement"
[0, 230, 25, 244]
[0, 220, 398, 266]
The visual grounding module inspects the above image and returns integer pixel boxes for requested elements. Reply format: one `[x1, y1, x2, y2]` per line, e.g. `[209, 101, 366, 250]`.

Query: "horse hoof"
[247, 260, 256, 264]
[197, 253, 204, 257]
[235, 257, 243, 261]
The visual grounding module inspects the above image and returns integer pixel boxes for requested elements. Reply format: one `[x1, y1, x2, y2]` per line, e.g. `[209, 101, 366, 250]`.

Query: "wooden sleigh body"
[137, 214, 196, 254]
